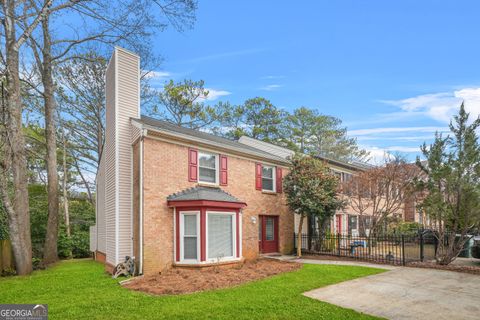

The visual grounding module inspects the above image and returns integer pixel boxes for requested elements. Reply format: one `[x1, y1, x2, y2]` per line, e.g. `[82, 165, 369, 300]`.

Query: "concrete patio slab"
[304, 267, 480, 320]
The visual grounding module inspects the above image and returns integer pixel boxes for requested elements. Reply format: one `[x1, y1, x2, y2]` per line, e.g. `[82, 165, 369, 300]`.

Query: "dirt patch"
[407, 261, 480, 275]
[123, 259, 301, 295]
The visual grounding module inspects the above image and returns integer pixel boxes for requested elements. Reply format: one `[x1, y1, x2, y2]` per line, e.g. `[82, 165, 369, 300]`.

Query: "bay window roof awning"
[167, 186, 247, 209]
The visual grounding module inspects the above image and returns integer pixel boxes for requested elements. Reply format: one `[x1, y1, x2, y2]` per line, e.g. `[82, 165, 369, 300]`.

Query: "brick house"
[89, 48, 293, 275]
[89, 47, 409, 275]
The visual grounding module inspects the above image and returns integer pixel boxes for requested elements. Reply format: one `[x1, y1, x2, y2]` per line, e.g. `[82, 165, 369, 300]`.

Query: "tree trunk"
[297, 214, 305, 257]
[3, 0, 33, 275]
[41, 16, 60, 265]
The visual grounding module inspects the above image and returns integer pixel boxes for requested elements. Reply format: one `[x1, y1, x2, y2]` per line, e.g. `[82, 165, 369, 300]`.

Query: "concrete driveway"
[304, 267, 480, 320]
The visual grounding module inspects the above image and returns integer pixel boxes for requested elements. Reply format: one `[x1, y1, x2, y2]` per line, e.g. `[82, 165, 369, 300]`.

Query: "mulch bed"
[122, 259, 301, 295]
[407, 261, 480, 275]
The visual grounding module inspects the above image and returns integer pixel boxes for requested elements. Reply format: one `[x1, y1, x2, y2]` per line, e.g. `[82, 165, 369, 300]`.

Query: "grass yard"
[0, 259, 385, 319]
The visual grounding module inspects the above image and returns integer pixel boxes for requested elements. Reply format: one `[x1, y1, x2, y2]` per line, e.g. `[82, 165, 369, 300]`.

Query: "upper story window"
[262, 165, 276, 192]
[198, 152, 218, 184]
[342, 172, 353, 182]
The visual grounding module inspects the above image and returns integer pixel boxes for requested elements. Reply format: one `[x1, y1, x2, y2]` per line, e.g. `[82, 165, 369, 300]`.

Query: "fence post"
[337, 233, 341, 256]
[401, 235, 406, 266]
[419, 231, 424, 262]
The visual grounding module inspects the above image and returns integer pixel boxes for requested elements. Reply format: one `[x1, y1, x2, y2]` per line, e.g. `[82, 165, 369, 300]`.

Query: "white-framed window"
[180, 211, 200, 262]
[206, 211, 236, 261]
[262, 165, 276, 192]
[198, 151, 219, 184]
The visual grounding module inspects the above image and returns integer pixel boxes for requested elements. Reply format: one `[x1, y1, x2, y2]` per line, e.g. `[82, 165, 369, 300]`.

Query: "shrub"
[71, 231, 91, 258]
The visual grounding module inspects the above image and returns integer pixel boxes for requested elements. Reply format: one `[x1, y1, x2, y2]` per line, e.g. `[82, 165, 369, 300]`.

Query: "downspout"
[139, 130, 145, 274]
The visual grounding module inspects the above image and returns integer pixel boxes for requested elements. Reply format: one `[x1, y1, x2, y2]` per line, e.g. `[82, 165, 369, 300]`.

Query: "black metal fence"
[294, 232, 438, 266]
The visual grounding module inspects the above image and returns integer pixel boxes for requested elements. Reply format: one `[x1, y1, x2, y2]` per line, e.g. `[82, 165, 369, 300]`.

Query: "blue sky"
[147, 1, 480, 162]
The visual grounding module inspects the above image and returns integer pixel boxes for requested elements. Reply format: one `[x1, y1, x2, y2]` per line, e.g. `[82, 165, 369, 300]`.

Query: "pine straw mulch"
[407, 261, 480, 275]
[122, 259, 301, 295]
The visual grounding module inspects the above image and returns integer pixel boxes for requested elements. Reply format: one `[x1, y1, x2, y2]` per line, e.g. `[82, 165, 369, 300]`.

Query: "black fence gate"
[294, 232, 438, 265]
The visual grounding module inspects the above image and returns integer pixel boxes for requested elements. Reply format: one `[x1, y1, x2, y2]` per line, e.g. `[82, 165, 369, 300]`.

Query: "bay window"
[207, 212, 235, 260]
[177, 210, 239, 264]
[180, 212, 200, 262]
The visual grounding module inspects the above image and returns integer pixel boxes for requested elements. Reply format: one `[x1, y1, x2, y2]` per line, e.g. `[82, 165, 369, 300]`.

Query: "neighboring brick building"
[90, 47, 293, 275]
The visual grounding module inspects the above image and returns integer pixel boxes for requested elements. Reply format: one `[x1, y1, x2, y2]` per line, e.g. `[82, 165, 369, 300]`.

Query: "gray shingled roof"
[167, 186, 244, 203]
[133, 116, 289, 164]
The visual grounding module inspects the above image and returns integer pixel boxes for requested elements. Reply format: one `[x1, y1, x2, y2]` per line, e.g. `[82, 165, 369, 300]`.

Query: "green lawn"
[0, 259, 385, 319]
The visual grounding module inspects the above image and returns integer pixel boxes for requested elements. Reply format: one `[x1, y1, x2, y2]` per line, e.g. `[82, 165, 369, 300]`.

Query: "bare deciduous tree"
[342, 157, 419, 236]
[0, 0, 54, 275]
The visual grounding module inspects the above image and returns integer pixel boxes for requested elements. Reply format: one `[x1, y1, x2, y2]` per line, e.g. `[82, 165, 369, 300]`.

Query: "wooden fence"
[0, 239, 14, 273]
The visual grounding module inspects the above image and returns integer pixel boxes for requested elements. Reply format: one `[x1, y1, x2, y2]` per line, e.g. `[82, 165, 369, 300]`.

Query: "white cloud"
[142, 70, 172, 81]
[381, 87, 480, 123]
[349, 126, 448, 136]
[356, 135, 437, 142]
[199, 88, 231, 101]
[260, 84, 283, 91]
[361, 145, 420, 165]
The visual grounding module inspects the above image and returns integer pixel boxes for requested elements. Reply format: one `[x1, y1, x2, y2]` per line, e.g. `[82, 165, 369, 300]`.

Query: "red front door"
[259, 215, 279, 253]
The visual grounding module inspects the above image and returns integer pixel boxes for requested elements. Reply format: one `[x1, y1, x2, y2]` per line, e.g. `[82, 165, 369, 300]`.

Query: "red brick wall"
[141, 137, 293, 275]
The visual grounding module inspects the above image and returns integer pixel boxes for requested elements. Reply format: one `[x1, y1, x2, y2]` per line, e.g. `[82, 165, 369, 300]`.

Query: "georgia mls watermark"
[0, 304, 48, 320]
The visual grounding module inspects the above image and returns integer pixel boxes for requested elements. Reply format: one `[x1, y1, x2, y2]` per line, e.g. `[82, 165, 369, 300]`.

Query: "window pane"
[184, 215, 197, 236]
[199, 167, 216, 183]
[199, 153, 216, 169]
[262, 178, 273, 191]
[265, 217, 274, 240]
[208, 214, 233, 259]
[262, 166, 273, 178]
[349, 215, 358, 229]
[184, 237, 197, 260]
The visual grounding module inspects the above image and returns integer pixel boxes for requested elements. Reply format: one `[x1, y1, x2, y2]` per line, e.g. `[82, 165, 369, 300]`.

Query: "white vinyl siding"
[104, 47, 140, 265]
[117, 48, 139, 262]
[94, 154, 106, 254]
[89, 225, 97, 252]
[104, 53, 117, 265]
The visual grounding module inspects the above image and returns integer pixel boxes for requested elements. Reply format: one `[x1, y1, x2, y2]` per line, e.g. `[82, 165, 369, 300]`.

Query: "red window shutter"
[276, 167, 283, 193]
[255, 163, 262, 190]
[219, 155, 228, 186]
[188, 148, 198, 182]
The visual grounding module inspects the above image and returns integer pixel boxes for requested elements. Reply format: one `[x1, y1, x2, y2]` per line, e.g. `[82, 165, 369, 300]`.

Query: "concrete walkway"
[304, 267, 480, 320]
